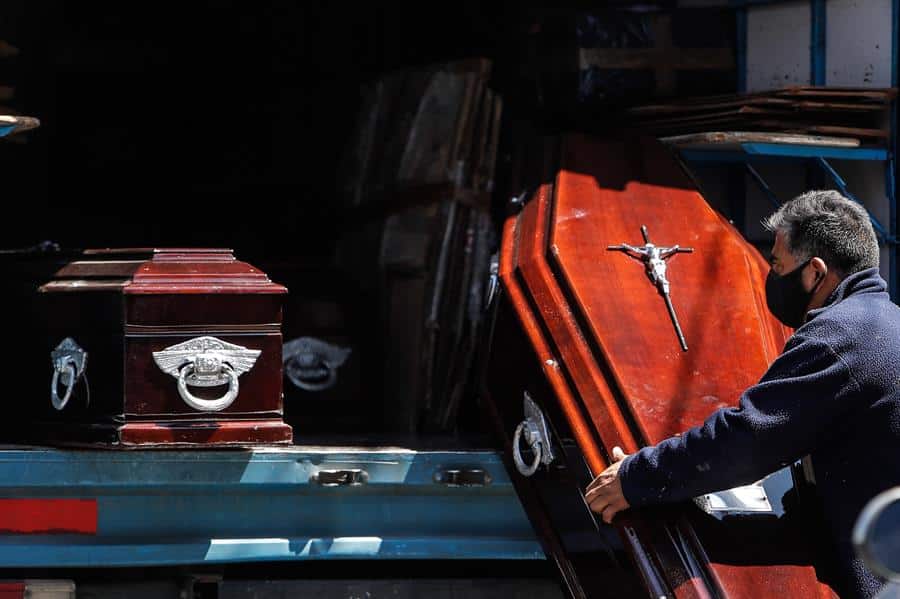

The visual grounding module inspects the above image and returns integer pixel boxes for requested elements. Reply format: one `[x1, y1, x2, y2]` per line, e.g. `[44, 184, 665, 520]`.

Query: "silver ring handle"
[513, 421, 542, 477]
[50, 358, 76, 411]
[286, 361, 337, 392]
[177, 363, 239, 412]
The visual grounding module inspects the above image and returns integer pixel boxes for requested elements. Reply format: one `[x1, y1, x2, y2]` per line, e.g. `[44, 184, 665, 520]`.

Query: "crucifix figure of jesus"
[607, 225, 694, 351]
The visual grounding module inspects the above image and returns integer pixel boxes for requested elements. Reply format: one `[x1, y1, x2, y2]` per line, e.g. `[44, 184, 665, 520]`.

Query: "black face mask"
[765, 259, 820, 328]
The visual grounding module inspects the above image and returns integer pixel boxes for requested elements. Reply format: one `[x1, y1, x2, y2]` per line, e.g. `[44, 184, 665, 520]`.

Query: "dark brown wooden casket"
[24, 248, 291, 447]
[484, 133, 838, 598]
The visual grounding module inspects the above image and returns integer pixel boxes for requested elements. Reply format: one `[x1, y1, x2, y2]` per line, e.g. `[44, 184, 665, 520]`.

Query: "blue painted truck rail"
[0, 446, 544, 568]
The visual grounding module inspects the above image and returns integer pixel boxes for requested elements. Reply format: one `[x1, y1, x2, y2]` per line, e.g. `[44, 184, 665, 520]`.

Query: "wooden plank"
[661, 131, 861, 148]
[629, 96, 885, 116]
[470, 89, 493, 192]
[446, 72, 478, 181]
[454, 68, 489, 186]
[752, 121, 889, 139]
[578, 13, 733, 97]
[789, 100, 887, 112]
[484, 95, 503, 193]
[578, 47, 734, 71]
[773, 87, 898, 101]
[736, 104, 873, 117]
[629, 96, 790, 116]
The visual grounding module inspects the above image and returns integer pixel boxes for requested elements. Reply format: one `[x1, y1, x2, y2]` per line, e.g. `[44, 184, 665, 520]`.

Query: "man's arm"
[590, 333, 860, 516]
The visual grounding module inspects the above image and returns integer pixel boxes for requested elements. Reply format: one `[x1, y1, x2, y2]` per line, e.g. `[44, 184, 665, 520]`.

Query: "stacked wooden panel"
[338, 59, 502, 432]
[627, 86, 897, 144]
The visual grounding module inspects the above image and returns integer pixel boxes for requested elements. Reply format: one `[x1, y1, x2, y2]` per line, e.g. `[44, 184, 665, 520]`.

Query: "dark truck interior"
[2, 5, 898, 598]
[0, 2, 739, 444]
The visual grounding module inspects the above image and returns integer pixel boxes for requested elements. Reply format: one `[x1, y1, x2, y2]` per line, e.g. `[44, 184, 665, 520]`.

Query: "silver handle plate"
[152, 336, 261, 412]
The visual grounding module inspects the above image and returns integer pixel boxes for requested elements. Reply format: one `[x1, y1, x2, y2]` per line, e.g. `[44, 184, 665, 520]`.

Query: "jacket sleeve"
[619, 334, 861, 507]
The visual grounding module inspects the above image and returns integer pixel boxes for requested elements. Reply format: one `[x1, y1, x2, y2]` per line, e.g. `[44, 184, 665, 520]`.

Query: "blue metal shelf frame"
[680, 145, 888, 163]
[0, 447, 544, 568]
[679, 143, 898, 300]
[811, 0, 826, 86]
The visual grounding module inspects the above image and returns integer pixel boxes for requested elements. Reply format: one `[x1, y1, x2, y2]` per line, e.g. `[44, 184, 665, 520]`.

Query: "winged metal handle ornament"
[153, 336, 261, 412]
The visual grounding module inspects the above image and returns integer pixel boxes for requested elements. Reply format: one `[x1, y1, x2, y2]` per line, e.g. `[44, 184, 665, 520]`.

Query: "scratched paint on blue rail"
[0, 448, 544, 567]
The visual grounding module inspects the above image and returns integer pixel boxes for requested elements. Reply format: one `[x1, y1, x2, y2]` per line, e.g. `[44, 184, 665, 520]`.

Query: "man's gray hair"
[762, 189, 879, 276]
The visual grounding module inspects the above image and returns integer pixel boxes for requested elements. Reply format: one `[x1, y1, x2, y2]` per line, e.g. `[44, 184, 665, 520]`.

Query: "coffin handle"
[177, 363, 239, 412]
[512, 393, 556, 477]
[513, 420, 543, 477]
[282, 337, 351, 393]
[50, 357, 77, 410]
[50, 337, 88, 411]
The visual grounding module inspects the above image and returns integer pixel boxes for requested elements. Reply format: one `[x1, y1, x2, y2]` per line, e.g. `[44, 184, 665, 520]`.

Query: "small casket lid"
[41, 248, 287, 295]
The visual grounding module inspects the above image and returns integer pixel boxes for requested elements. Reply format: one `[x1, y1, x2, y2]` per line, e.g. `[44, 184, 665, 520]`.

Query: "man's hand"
[585, 446, 630, 524]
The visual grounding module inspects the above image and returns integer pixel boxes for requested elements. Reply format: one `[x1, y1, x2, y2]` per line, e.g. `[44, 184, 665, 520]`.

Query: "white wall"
[825, 0, 893, 280]
[745, 0, 894, 90]
[746, 1, 811, 92]
[826, 0, 893, 87]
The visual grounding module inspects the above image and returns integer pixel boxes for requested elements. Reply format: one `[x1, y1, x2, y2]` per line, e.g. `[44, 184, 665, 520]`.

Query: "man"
[586, 190, 900, 598]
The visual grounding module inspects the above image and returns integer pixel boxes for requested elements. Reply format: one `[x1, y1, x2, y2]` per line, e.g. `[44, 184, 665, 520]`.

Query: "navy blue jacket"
[619, 268, 900, 598]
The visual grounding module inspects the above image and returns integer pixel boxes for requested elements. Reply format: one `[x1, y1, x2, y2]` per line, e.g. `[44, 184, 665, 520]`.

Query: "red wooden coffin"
[491, 134, 837, 598]
[29, 248, 291, 447]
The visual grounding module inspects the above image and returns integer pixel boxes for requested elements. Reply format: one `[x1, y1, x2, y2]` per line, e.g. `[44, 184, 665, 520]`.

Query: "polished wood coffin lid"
[500, 134, 835, 598]
[42, 248, 287, 296]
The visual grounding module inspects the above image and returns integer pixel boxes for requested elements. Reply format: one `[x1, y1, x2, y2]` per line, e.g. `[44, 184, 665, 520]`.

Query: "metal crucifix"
[607, 226, 693, 352]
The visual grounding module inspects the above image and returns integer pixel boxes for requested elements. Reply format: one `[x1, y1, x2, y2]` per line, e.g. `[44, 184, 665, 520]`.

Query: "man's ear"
[809, 257, 828, 285]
